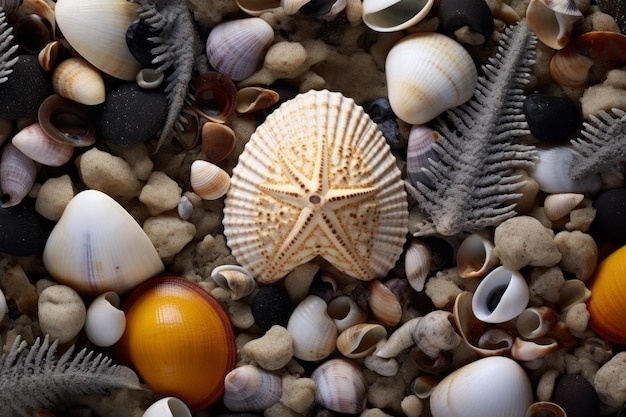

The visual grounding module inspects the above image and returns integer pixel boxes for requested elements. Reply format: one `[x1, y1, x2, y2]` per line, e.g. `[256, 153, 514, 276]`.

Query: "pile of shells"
[0, 0, 625, 416]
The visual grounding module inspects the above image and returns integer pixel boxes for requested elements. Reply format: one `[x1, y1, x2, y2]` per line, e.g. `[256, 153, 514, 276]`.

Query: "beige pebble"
[367, 373, 406, 414]
[35, 175, 75, 221]
[38, 285, 86, 344]
[527, 266, 565, 305]
[279, 374, 315, 415]
[0, 264, 38, 316]
[211, 287, 255, 329]
[400, 395, 425, 417]
[76, 148, 143, 198]
[494, 216, 562, 270]
[581, 69, 626, 119]
[595, 351, 626, 411]
[109, 142, 154, 181]
[139, 171, 182, 215]
[554, 231, 598, 281]
[565, 302, 590, 335]
[284, 263, 319, 304]
[264, 401, 301, 417]
[142, 215, 196, 258]
[424, 270, 462, 309]
[243, 325, 294, 370]
[361, 409, 395, 417]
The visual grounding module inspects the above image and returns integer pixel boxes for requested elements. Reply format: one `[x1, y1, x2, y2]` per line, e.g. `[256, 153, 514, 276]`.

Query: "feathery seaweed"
[569, 108, 626, 179]
[0, 8, 19, 84]
[406, 20, 538, 236]
[0, 335, 142, 417]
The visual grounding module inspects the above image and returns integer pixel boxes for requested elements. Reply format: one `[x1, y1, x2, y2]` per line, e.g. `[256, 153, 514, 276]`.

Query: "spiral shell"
[337, 323, 387, 358]
[526, 0, 583, 50]
[472, 266, 529, 323]
[84, 291, 126, 347]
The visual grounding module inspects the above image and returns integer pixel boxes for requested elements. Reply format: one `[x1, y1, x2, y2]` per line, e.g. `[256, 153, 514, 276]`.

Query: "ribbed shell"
[223, 90, 408, 283]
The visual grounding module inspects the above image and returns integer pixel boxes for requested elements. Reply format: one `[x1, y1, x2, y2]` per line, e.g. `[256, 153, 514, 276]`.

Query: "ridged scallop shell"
[386, 32, 478, 125]
[312, 358, 367, 414]
[205, 18, 274, 81]
[223, 365, 282, 412]
[223, 90, 408, 283]
[12, 122, 74, 167]
[190, 160, 230, 200]
[362, 0, 435, 32]
[472, 266, 529, 323]
[0, 143, 36, 208]
[52, 57, 105, 105]
[54, 0, 142, 80]
[430, 356, 533, 417]
[42, 190, 164, 294]
[526, 0, 582, 50]
[84, 291, 126, 347]
[286, 294, 337, 361]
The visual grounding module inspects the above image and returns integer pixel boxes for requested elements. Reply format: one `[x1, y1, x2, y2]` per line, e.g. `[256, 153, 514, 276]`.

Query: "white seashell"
[530, 146, 602, 194]
[312, 358, 367, 414]
[516, 306, 558, 339]
[210, 264, 257, 300]
[456, 233, 499, 279]
[54, 0, 142, 80]
[52, 57, 105, 105]
[386, 32, 477, 125]
[84, 291, 126, 347]
[136, 68, 165, 89]
[375, 316, 420, 358]
[143, 397, 192, 417]
[511, 337, 558, 361]
[336, 323, 387, 358]
[526, 0, 582, 50]
[0, 143, 36, 208]
[363, 0, 435, 32]
[406, 125, 440, 190]
[190, 160, 230, 200]
[327, 295, 367, 333]
[472, 266, 529, 323]
[405, 239, 431, 291]
[236, 0, 281, 16]
[12, 122, 74, 167]
[543, 192, 584, 221]
[287, 294, 338, 361]
[206, 18, 274, 81]
[0, 289, 7, 322]
[430, 356, 533, 417]
[43, 190, 165, 295]
[223, 365, 282, 412]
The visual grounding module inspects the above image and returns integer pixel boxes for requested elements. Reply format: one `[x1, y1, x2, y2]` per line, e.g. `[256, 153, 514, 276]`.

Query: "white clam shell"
[210, 264, 257, 300]
[543, 192, 584, 221]
[84, 291, 126, 347]
[405, 239, 431, 291]
[287, 294, 338, 361]
[54, 0, 142, 80]
[43, 190, 165, 295]
[472, 266, 529, 323]
[336, 323, 387, 358]
[190, 160, 230, 200]
[12, 122, 74, 167]
[206, 18, 274, 81]
[223, 365, 282, 412]
[327, 295, 367, 333]
[430, 356, 533, 417]
[52, 57, 106, 105]
[0, 143, 36, 208]
[526, 0, 582, 50]
[363, 0, 435, 32]
[456, 233, 499, 279]
[530, 146, 602, 194]
[312, 358, 367, 414]
[143, 397, 192, 417]
[386, 32, 477, 125]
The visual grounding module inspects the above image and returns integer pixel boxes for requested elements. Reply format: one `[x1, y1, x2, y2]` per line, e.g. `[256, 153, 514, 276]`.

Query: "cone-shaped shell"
[587, 244, 626, 344]
[223, 90, 408, 283]
[52, 57, 105, 105]
[386, 32, 477, 125]
[54, 0, 142, 80]
[43, 190, 164, 294]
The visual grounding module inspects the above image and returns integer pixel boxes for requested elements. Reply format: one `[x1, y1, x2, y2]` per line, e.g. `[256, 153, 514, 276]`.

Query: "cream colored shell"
[223, 89, 408, 283]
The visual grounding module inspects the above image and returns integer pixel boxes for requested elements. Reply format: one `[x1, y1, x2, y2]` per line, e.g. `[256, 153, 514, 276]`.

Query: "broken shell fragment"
[190, 160, 230, 200]
[456, 233, 499, 278]
[223, 365, 282, 412]
[84, 291, 126, 347]
[236, 86, 280, 113]
[376, 317, 421, 358]
[312, 358, 367, 414]
[52, 57, 105, 106]
[472, 266, 529, 323]
[362, 0, 435, 32]
[136, 68, 164, 89]
[337, 323, 387, 358]
[210, 265, 257, 300]
[558, 278, 591, 311]
[0, 143, 36, 208]
[526, 0, 583, 50]
[525, 401, 567, 417]
[12, 122, 74, 167]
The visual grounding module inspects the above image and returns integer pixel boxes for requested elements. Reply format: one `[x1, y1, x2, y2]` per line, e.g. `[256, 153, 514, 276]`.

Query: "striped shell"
[223, 90, 408, 283]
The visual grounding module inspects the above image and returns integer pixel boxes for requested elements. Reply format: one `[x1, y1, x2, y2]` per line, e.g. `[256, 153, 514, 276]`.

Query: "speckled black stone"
[251, 286, 294, 331]
[524, 93, 581, 143]
[0, 55, 52, 119]
[0, 198, 55, 256]
[438, 0, 494, 40]
[592, 188, 626, 243]
[598, 0, 626, 33]
[97, 83, 167, 147]
[552, 374, 601, 417]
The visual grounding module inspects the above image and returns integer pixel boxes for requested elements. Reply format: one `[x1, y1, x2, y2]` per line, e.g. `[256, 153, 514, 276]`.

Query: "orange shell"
[116, 276, 236, 411]
[587, 245, 626, 344]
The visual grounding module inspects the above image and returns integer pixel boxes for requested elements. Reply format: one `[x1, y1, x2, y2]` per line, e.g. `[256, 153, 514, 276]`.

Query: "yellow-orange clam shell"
[116, 276, 236, 411]
[587, 245, 626, 344]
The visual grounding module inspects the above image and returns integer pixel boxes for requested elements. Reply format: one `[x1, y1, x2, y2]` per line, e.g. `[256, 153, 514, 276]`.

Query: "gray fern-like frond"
[569, 108, 626, 179]
[407, 19, 538, 236]
[0, 335, 142, 417]
[0, 8, 19, 84]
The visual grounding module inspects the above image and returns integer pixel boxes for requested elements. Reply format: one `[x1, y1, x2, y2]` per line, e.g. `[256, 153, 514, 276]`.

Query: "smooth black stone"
[363, 97, 400, 150]
[0, 55, 52, 119]
[126, 18, 160, 67]
[251, 286, 294, 331]
[299, 0, 337, 16]
[0, 198, 55, 256]
[592, 188, 626, 243]
[97, 83, 167, 147]
[438, 0, 494, 40]
[524, 93, 582, 143]
[552, 374, 601, 417]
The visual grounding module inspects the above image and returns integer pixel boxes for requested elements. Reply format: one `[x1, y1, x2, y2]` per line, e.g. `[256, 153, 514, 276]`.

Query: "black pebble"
[0, 198, 55, 256]
[552, 374, 601, 417]
[524, 93, 582, 143]
[438, 0, 494, 41]
[97, 83, 167, 147]
[251, 286, 294, 331]
[0, 55, 52, 119]
[592, 188, 626, 243]
[363, 97, 400, 150]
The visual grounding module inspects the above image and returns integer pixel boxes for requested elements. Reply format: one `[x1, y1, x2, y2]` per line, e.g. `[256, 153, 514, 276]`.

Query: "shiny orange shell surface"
[116, 276, 236, 411]
[587, 245, 626, 344]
